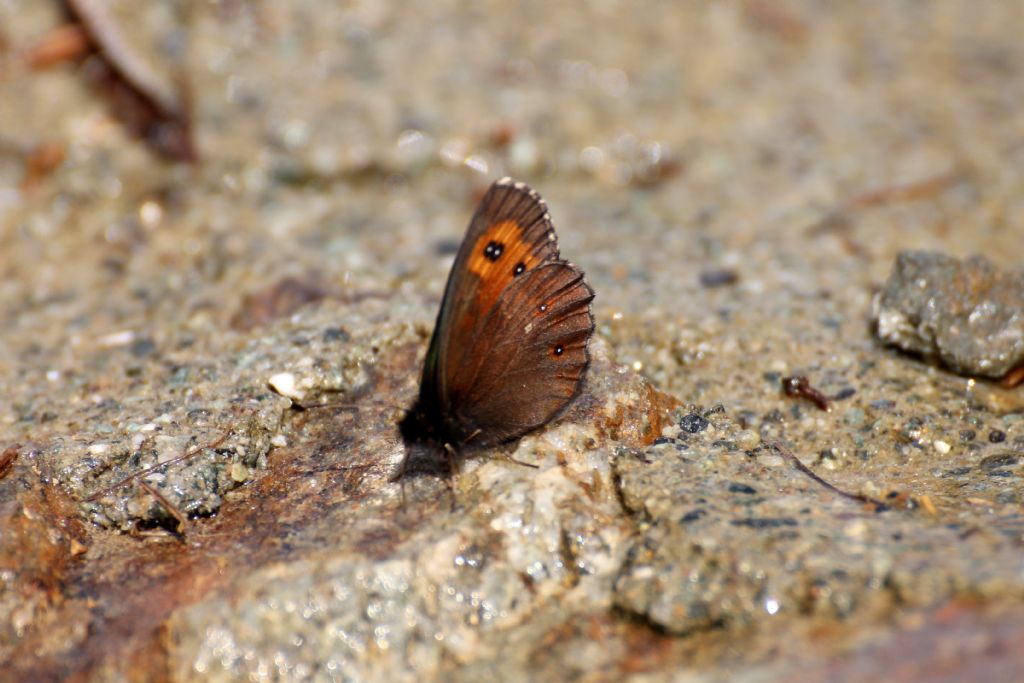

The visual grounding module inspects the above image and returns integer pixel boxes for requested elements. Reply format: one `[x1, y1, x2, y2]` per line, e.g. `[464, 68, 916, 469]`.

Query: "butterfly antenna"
[443, 442, 462, 512]
[500, 453, 540, 469]
[463, 429, 538, 469]
[293, 398, 406, 415]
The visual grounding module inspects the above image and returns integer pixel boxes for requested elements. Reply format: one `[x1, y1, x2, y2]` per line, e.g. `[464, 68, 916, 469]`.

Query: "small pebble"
[699, 268, 739, 288]
[97, 330, 136, 347]
[933, 440, 951, 454]
[230, 462, 249, 482]
[679, 413, 710, 434]
[736, 430, 760, 450]
[268, 372, 304, 401]
[322, 327, 350, 342]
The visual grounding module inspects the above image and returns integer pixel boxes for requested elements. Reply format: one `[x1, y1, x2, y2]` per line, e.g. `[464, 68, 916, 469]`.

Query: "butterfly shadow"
[395, 402, 546, 510]
[397, 399, 542, 480]
[393, 403, 458, 480]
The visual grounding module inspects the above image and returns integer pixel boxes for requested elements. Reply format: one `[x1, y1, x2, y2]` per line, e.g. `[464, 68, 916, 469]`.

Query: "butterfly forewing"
[433, 179, 561, 379]
[426, 180, 559, 404]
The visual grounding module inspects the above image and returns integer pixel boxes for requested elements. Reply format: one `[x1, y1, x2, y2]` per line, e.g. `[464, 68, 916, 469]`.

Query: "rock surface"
[2, 1, 1024, 681]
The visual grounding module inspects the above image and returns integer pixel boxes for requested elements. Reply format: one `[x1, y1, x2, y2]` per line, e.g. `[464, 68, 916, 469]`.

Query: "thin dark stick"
[64, 0, 196, 161]
[296, 402, 362, 412]
[291, 399, 404, 418]
[138, 479, 188, 535]
[781, 376, 830, 411]
[1000, 365, 1024, 389]
[66, 0, 179, 112]
[769, 441, 883, 508]
[85, 429, 232, 502]
[846, 171, 960, 209]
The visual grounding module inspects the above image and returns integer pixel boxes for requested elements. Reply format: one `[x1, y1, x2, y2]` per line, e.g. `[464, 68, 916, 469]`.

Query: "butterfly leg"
[498, 452, 540, 469]
[443, 442, 462, 511]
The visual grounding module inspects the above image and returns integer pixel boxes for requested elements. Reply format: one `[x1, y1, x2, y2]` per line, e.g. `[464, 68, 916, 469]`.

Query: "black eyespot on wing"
[513, 262, 526, 276]
[554, 345, 564, 356]
[484, 241, 504, 261]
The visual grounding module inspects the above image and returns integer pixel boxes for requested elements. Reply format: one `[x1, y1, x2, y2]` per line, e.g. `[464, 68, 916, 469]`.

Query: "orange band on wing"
[465, 219, 548, 315]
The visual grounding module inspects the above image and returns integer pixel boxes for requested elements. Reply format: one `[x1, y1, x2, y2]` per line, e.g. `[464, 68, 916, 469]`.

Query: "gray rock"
[873, 251, 1024, 378]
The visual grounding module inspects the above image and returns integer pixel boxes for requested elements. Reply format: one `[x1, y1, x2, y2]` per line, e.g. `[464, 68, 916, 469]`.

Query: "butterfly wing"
[419, 178, 593, 446]
[446, 261, 594, 445]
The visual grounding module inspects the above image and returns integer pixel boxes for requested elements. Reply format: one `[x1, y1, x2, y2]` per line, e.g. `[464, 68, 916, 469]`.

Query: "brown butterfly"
[406, 177, 595, 449]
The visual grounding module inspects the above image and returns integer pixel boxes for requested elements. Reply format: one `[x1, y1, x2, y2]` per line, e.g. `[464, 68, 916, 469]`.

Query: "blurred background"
[3, 2, 1021, 379]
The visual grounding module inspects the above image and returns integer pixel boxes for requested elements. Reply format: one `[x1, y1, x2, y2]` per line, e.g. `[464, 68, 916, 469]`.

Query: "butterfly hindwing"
[447, 261, 594, 445]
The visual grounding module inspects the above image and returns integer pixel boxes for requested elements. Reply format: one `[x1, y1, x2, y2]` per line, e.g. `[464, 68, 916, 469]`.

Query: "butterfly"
[406, 177, 595, 449]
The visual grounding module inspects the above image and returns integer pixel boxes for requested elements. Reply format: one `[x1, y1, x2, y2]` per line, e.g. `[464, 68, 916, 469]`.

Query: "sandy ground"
[1, 1, 1022, 681]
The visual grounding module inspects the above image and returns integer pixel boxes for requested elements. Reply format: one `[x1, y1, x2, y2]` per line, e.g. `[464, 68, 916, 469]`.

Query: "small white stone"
[271, 434, 288, 448]
[630, 565, 656, 580]
[87, 443, 110, 455]
[268, 372, 304, 400]
[139, 200, 163, 228]
[933, 440, 951, 454]
[97, 330, 135, 347]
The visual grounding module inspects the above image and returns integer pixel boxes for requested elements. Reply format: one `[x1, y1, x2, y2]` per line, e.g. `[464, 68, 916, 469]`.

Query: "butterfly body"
[411, 178, 595, 449]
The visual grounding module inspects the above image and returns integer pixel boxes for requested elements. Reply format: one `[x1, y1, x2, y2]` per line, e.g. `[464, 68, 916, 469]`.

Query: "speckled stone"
[873, 251, 1024, 378]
